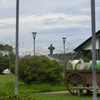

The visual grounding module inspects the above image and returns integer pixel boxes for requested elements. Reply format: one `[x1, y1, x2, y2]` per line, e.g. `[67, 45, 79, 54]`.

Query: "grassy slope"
[0, 75, 66, 93]
[0, 75, 100, 100]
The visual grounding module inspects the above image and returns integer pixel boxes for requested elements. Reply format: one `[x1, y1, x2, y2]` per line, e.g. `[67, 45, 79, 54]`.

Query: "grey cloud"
[0, 0, 100, 55]
[44, 17, 65, 25]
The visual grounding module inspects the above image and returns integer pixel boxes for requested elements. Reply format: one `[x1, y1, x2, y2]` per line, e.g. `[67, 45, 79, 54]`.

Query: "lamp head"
[62, 37, 66, 43]
[32, 32, 37, 39]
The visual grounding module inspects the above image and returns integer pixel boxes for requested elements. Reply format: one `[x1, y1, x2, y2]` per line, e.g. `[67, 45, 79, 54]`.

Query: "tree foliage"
[53, 52, 92, 61]
[0, 44, 15, 74]
[18, 55, 63, 84]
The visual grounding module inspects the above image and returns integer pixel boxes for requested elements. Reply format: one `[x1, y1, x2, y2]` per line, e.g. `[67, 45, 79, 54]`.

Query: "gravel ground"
[36, 90, 69, 94]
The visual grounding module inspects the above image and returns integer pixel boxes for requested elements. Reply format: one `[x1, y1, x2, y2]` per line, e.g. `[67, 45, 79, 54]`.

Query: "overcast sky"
[0, 0, 100, 55]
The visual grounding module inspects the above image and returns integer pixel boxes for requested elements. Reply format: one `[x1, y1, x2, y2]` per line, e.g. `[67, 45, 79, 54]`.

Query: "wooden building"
[74, 30, 100, 60]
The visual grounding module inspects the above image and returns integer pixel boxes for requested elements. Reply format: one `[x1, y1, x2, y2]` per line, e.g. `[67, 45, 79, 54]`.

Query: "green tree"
[18, 55, 63, 84]
[0, 44, 15, 74]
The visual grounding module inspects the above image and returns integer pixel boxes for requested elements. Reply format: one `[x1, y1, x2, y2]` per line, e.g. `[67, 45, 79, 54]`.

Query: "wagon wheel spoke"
[76, 75, 81, 81]
[67, 78, 73, 83]
[77, 79, 84, 83]
[65, 72, 85, 95]
[69, 75, 74, 80]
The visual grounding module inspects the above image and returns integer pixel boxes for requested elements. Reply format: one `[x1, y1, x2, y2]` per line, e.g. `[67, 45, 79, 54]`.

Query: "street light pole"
[15, 0, 19, 94]
[62, 37, 66, 54]
[91, 0, 97, 100]
[32, 32, 37, 55]
[62, 37, 66, 69]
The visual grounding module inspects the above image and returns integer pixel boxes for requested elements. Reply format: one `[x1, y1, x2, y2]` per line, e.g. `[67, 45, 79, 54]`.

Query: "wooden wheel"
[65, 72, 85, 95]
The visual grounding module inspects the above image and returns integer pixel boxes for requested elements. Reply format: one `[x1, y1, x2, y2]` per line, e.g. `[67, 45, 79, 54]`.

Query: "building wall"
[83, 38, 99, 50]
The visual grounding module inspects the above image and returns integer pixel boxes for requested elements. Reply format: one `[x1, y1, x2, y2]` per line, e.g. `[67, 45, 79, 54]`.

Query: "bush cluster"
[0, 92, 36, 100]
[18, 55, 63, 84]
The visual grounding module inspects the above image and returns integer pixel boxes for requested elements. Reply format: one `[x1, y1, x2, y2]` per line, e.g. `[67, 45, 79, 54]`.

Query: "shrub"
[0, 92, 35, 100]
[18, 55, 63, 84]
[10, 64, 15, 74]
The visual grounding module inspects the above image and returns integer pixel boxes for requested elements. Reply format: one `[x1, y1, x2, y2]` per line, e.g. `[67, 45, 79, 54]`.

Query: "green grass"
[0, 75, 14, 93]
[0, 75, 100, 100]
[30, 93, 100, 100]
[0, 74, 66, 93]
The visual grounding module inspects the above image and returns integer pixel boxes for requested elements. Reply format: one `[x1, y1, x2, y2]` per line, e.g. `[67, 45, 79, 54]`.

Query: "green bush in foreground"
[0, 92, 39, 100]
[18, 55, 63, 84]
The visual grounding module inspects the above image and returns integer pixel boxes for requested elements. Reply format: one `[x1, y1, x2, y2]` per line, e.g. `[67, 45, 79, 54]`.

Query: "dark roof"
[74, 30, 100, 52]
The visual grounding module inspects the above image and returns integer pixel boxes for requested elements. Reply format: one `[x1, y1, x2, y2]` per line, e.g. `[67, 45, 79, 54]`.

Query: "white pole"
[15, 0, 19, 94]
[91, 0, 97, 100]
